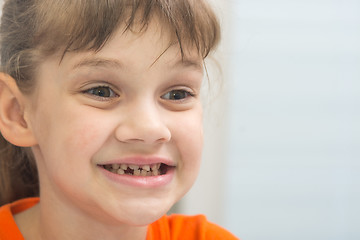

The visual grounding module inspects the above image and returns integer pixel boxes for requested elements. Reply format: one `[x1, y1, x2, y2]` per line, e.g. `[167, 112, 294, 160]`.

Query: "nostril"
[114, 122, 171, 144]
[113, 105, 171, 144]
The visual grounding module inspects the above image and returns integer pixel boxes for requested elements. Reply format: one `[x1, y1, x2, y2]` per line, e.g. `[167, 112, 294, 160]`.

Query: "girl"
[0, 0, 238, 239]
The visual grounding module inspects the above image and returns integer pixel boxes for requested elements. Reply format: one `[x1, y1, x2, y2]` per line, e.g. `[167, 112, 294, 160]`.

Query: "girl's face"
[25, 22, 204, 226]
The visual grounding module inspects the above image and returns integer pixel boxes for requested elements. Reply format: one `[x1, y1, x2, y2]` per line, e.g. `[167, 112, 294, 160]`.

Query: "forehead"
[59, 20, 203, 73]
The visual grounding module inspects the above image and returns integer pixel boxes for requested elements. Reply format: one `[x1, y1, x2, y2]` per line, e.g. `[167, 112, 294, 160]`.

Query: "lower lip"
[98, 166, 175, 188]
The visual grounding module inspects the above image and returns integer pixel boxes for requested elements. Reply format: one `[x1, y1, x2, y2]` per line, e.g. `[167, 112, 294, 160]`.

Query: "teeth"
[142, 165, 150, 171]
[152, 169, 159, 176]
[134, 169, 141, 176]
[151, 163, 161, 171]
[106, 163, 164, 176]
[129, 165, 139, 170]
[112, 164, 120, 170]
[120, 164, 128, 170]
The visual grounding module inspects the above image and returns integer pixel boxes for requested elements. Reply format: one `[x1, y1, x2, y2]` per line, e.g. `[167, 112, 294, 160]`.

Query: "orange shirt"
[0, 198, 239, 240]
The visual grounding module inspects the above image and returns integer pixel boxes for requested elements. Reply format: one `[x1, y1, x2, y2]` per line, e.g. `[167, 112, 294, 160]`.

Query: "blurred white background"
[1, 0, 359, 239]
[181, 0, 360, 239]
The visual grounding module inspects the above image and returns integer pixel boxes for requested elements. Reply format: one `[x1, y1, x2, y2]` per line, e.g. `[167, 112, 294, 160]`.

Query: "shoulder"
[0, 198, 39, 240]
[148, 214, 239, 240]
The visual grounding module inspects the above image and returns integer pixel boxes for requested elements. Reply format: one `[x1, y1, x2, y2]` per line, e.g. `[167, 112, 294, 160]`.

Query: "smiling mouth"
[100, 163, 172, 176]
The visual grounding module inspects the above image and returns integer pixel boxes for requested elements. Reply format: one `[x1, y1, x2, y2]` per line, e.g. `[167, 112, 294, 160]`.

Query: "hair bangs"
[33, 0, 220, 59]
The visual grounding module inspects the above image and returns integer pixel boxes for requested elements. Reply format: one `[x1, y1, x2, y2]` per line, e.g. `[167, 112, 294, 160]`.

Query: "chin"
[119, 207, 169, 226]
[105, 197, 177, 226]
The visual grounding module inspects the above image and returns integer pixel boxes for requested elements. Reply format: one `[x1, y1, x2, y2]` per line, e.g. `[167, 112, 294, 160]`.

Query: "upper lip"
[99, 155, 176, 167]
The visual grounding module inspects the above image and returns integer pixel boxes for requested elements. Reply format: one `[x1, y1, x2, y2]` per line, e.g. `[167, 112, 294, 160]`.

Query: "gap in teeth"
[105, 163, 164, 176]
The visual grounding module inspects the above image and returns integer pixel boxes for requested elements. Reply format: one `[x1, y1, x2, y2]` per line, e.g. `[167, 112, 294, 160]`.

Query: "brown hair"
[0, 0, 220, 206]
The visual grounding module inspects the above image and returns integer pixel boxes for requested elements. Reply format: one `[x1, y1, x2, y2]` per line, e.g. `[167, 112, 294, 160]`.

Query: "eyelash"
[83, 85, 195, 102]
[83, 85, 118, 100]
[161, 89, 195, 101]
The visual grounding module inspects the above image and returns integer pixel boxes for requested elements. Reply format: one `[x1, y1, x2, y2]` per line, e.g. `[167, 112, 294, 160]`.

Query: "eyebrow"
[72, 56, 203, 72]
[72, 58, 123, 70]
[149, 45, 203, 71]
[172, 59, 203, 72]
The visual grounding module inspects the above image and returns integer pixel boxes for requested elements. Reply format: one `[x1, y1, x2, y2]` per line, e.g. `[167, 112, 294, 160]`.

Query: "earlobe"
[0, 72, 37, 147]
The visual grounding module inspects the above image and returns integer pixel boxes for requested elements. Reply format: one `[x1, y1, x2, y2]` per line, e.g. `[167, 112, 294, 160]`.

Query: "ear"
[0, 72, 37, 147]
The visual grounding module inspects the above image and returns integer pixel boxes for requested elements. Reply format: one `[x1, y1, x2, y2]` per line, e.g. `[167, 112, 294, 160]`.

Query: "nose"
[115, 102, 171, 144]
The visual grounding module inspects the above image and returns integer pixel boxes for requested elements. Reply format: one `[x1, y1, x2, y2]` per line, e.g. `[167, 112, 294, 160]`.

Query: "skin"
[13, 21, 205, 240]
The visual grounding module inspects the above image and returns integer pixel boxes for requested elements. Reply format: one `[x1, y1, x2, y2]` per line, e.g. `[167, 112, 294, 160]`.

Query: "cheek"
[173, 109, 203, 174]
[32, 103, 114, 169]
[58, 111, 115, 161]
[65, 120, 105, 154]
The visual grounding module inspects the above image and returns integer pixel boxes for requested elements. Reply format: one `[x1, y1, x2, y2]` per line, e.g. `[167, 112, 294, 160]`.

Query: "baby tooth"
[142, 165, 150, 171]
[152, 169, 159, 176]
[129, 165, 139, 170]
[140, 170, 147, 176]
[117, 169, 125, 175]
[134, 169, 141, 176]
[151, 163, 161, 171]
[112, 164, 120, 170]
[120, 164, 128, 170]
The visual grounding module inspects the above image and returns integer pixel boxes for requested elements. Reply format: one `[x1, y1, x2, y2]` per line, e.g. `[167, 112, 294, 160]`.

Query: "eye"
[85, 86, 118, 98]
[161, 89, 194, 101]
